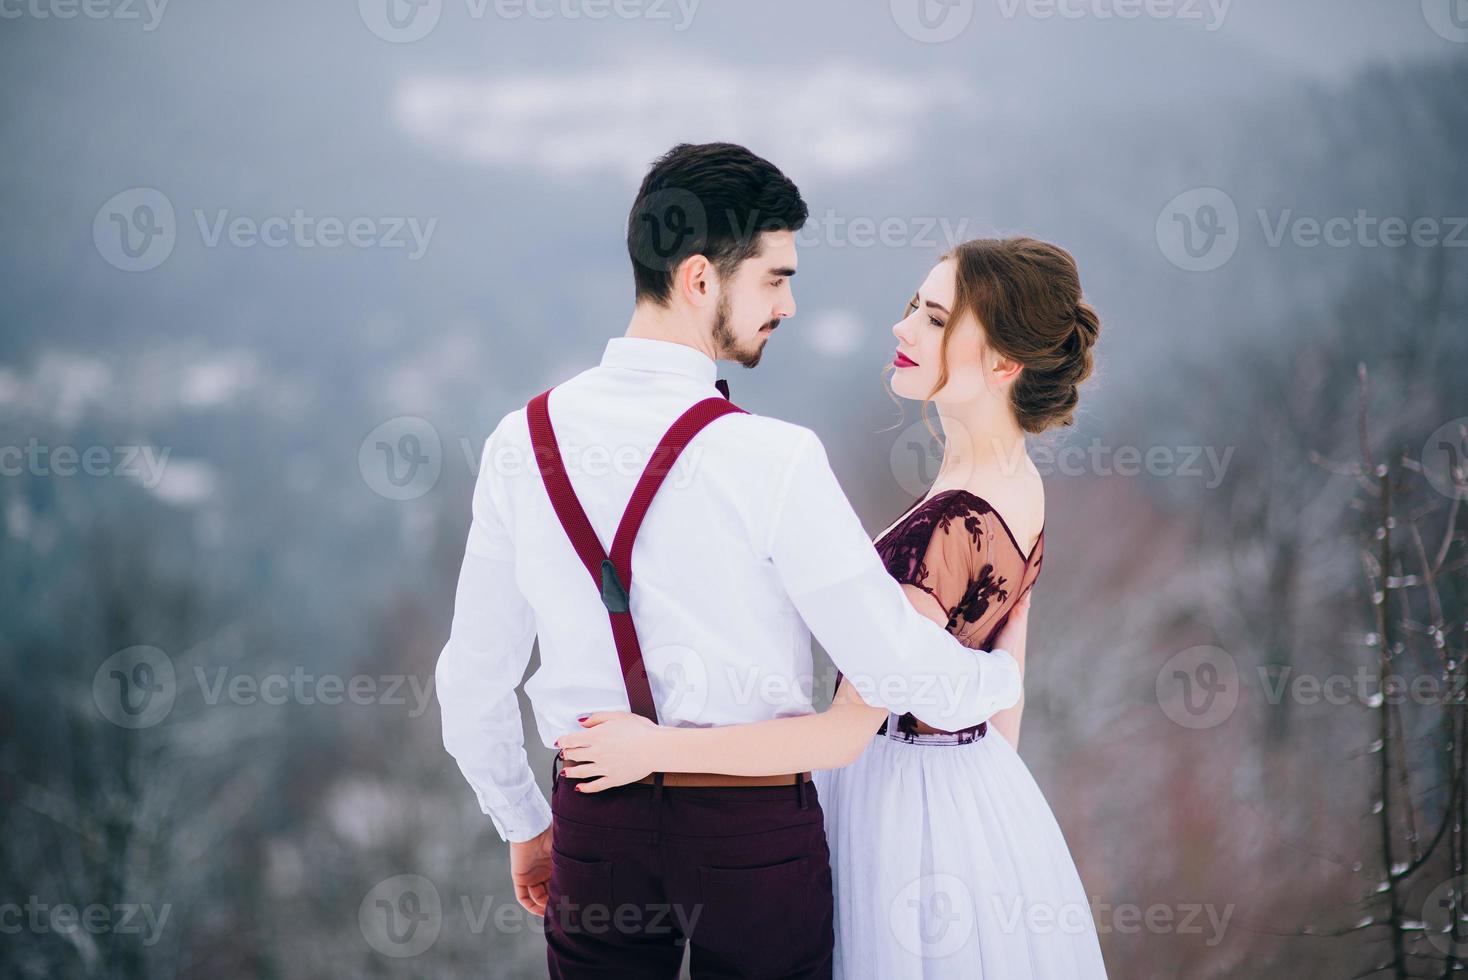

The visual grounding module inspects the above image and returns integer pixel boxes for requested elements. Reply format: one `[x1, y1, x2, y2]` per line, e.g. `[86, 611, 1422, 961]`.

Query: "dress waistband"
[877, 712, 989, 746]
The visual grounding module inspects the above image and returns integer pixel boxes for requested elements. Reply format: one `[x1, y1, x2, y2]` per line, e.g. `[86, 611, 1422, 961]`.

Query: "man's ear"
[675, 254, 714, 309]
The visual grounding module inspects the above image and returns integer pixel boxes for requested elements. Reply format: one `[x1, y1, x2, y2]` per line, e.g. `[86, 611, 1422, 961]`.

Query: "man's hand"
[509, 825, 553, 916]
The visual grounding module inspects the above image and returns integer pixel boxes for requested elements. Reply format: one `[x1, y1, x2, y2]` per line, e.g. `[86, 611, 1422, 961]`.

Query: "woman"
[555, 237, 1107, 978]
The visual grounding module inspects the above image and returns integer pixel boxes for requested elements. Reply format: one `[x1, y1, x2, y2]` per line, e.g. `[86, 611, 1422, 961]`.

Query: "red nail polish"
[576, 715, 588, 722]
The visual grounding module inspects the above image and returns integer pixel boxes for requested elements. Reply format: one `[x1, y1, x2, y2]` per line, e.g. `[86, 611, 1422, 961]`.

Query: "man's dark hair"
[627, 142, 808, 306]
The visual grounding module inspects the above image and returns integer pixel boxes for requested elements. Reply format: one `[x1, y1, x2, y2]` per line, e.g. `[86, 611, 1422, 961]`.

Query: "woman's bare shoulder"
[960, 465, 1045, 555]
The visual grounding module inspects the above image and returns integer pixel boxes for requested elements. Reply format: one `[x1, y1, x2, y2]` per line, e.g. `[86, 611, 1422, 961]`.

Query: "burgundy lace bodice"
[863, 488, 1044, 742]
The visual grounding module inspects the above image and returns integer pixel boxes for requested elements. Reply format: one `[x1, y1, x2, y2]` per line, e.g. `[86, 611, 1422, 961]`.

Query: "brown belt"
[555, 752, 811, 789]
[634, 771, 812, 788]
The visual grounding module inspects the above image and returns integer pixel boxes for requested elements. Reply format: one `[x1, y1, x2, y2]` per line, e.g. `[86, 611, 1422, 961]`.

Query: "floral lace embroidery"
[870, 489, 1043, 744]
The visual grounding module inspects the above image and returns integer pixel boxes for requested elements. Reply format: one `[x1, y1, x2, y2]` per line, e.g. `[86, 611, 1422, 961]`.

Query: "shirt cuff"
[481, 782, 552, 843]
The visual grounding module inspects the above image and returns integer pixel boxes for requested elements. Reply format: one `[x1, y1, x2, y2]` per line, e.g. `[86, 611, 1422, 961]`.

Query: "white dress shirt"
[435, 336, 1023, 841]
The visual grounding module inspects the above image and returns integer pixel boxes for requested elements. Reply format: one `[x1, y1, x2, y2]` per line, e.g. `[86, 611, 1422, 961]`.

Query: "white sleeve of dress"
[763, 429, 1023, 730]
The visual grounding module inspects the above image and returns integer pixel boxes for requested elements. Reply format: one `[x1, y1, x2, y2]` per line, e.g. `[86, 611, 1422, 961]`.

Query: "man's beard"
[711, 293, 776, 369]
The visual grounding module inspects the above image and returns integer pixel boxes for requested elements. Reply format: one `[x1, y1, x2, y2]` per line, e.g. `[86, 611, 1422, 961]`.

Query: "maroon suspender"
[526, 387, 747, 723]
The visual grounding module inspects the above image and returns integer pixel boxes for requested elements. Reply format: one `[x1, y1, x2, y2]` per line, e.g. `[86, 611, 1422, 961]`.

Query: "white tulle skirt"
[810, 719, 1108, 979]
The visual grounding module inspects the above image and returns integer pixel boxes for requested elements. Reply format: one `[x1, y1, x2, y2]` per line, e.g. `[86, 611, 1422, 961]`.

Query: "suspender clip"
[599, 558, 630, 613]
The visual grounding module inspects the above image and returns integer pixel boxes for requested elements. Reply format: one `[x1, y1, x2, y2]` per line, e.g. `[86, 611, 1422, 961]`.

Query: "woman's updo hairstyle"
[929, 237, 1099, 433]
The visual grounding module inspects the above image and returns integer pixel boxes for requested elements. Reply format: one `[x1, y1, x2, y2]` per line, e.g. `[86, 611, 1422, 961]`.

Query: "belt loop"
[651, 771, 665, 844]
[551, 749, 562, 791]
[796, 772, 808, 810]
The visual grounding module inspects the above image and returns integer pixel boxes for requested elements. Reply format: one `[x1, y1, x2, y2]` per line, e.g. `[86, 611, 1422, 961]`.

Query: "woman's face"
[889, 259, 991, 405]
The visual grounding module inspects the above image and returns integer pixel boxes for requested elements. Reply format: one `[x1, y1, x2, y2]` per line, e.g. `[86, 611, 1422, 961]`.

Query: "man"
[435, 142, 1022, 977]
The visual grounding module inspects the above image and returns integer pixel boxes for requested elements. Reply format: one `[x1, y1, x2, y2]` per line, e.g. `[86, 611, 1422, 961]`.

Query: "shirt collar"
[600, 336, 719, 387]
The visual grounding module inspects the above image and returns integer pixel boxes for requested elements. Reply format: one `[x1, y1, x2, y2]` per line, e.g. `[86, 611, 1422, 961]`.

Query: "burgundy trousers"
[544, 759, 834, 978]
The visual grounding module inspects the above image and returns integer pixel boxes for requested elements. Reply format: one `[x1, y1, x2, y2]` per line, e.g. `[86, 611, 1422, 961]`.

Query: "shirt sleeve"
[434, 416, 551, 843]
[763, 429, 1023, 730]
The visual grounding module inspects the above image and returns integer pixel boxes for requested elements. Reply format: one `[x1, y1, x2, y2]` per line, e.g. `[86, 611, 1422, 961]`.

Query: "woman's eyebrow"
[768, 266, 797, 277]
[914, 291, 949, 314]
